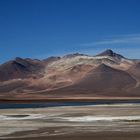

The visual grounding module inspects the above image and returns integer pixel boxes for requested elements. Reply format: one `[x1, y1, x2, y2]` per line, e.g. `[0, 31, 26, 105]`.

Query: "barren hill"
[0, 49, 140, 100]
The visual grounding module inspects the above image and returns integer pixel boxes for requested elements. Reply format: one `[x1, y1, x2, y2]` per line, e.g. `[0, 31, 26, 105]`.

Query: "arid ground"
[0, 102, 140, 140]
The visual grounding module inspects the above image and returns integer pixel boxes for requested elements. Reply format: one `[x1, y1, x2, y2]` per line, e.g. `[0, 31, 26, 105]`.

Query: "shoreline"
[2, 131, 140, 140]
[0, 104, 139, 139]
[0, 97, 140, 103]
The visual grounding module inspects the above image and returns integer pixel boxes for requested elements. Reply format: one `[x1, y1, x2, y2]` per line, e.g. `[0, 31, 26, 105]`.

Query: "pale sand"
[3, 131, 140, 140]
[0, 103, 140, 139]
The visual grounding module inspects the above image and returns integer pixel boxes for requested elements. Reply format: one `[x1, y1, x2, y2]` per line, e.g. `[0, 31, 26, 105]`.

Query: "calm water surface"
[0, 100, 140, 109]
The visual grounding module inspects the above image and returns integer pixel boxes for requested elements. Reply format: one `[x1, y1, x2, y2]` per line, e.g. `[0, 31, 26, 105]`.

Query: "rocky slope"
[0, 49, 140, 99]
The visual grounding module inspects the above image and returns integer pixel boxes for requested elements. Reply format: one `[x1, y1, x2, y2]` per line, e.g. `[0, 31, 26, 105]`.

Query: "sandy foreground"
[0, 103, 140, 140]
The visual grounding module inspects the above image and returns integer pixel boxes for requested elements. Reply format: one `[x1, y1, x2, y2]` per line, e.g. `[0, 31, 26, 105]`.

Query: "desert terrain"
[0, 103, 140, 140]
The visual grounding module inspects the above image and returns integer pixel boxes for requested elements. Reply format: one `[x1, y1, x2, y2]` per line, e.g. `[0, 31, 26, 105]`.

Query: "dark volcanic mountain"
[43, 56, 61, 65]
[0, 57, 45, 81]
[96, 49, 124, 60]
[0, 49, 140, 99]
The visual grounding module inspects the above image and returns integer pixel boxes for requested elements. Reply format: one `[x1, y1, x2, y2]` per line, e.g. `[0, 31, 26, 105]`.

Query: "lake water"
[0, 100, 140, 109]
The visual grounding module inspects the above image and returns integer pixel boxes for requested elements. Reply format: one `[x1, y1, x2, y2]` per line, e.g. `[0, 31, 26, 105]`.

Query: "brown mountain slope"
[74, 64, 136, 93]
[0, 57, 45, 81]
[44, 64, 137, 97]
[0, 49, 140, 99]
[129, 62, 140, 78]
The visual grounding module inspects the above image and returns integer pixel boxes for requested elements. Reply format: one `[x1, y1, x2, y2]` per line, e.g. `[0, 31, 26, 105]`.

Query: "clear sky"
[0, 0, 140, 63]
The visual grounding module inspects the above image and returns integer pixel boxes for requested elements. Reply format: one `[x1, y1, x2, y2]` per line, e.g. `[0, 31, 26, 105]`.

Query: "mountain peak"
[96, 49, 124, 59]
[63, 53, 87, 58]
[14, 57, 30, 67]
[102, 49, 114, 56]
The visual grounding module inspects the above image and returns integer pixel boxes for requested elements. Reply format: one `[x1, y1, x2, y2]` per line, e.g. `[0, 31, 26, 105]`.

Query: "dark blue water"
[0, 100, 140, 109]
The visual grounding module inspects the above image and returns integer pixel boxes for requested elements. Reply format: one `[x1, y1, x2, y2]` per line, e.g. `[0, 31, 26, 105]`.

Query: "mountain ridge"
[0, 49, 140, 99]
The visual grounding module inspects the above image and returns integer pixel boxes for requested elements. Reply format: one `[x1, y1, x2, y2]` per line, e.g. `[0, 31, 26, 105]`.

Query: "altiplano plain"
[0, 103, 140, 140]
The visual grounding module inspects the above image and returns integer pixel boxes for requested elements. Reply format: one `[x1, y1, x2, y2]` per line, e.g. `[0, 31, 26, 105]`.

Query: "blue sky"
[0, 0, 140, 63]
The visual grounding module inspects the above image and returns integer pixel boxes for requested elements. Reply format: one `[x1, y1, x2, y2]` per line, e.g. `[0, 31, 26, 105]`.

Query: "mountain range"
[0, 49, 140, 100]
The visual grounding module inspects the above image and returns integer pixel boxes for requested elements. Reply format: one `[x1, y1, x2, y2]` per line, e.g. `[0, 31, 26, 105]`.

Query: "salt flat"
[0, 103, 140, 139]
